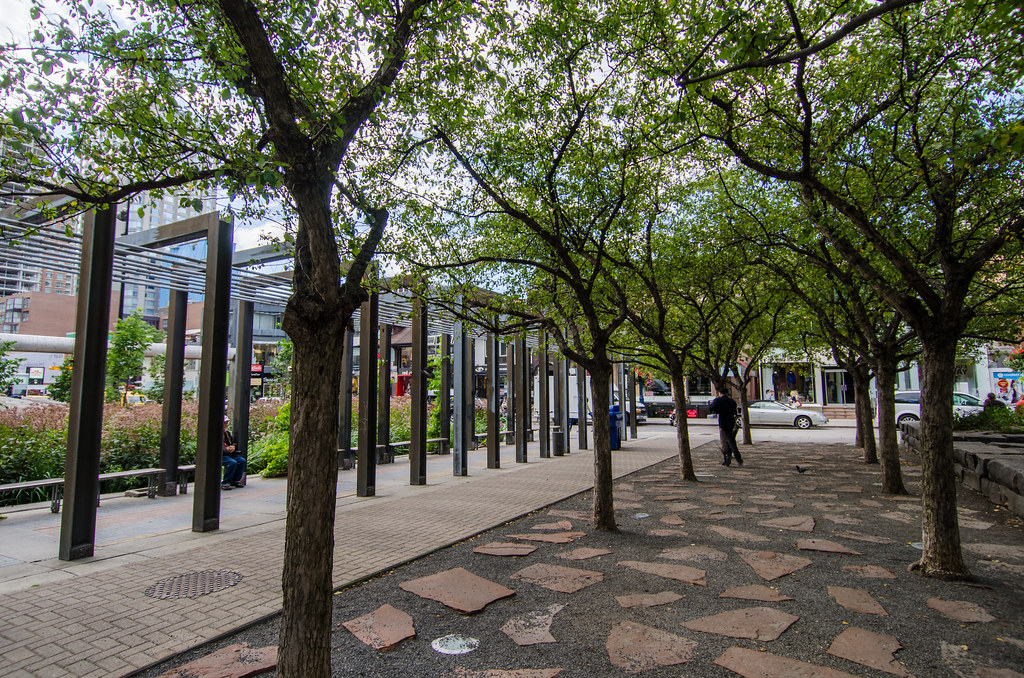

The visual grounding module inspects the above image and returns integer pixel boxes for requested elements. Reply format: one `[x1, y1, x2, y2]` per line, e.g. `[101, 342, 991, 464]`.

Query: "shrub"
[0, 405, 68, 505]
[954, 405, 1024, 433]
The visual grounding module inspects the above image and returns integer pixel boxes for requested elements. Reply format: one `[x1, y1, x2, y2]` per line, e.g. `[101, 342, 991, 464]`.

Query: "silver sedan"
[743, 400, 829, 429]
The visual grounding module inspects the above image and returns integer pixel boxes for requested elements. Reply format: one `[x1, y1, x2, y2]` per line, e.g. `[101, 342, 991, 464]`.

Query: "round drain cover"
[145, 570, 243, 599]
[431, 634, 479, 655]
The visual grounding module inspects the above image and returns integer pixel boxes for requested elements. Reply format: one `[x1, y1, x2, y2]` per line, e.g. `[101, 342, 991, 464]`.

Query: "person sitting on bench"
[222, 419, 246, 490]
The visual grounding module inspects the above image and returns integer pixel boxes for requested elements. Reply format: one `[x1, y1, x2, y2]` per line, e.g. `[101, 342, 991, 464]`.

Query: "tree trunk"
[276, 187, 353, 678]
[874, 359, 907, 495]
[736, 377, 752, 445]
[589, 363, 617, 531]
[851, 364, 877, 464]
[913, 338, 970, 579]
[670, 371, 697, 481]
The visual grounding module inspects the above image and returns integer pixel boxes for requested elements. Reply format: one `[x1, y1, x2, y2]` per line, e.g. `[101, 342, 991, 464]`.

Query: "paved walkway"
[0, 425, 712, 678]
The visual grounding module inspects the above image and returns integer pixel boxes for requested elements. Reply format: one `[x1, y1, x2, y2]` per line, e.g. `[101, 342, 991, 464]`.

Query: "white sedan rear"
[743, 400, 829, 429]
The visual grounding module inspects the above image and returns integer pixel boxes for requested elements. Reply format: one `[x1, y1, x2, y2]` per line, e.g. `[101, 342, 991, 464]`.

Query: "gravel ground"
[138, 439, 1024, 677]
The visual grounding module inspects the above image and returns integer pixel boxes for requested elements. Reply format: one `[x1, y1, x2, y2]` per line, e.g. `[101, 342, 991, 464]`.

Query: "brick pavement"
[0, 438, 679, 678]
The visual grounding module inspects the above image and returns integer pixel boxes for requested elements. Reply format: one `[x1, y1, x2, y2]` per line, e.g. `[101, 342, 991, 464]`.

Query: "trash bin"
[609, 406, 621, 450]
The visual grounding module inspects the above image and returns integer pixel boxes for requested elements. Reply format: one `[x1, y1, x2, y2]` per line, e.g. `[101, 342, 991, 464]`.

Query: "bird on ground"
[795, 465, 809, 474]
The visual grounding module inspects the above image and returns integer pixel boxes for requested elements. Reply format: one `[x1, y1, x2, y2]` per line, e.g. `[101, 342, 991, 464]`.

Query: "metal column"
[452, 320, 470, 477]
[192, 215, 233, 533]
[577, 363, 588, 450]
[538, 334, 550, 458]
[232, 300, 253, 486]
[377, 323, 393, 464]
[486, 332, 500, 469]
[59, 208, 117, 560]
[337, 323, 355, 470]
[553, 354, 565, 456]
[439, 333, 451, 455]
[357, 294, 378, 497]
[505, 340, 516, 444]
[628, 365, 638, 439]
[159, 289, 187, 496]
[515, 337, 529, 463]
[409, 297, 428, 485]
[616, 362, 627, 441]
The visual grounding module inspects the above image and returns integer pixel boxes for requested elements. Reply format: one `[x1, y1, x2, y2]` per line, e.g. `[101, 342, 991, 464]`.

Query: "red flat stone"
[734, 548, 812, 581]
[617, 491, 643, 500]
[759, 515, 815, 532]
[860, 499, 883, 507]
[659, 514, 685, 525]
[443, 669, 564, 678]
[695, 510, 744, 521]
[474, 542, 539, 557]
[557, 547, 611, 561]
[822, 514, 863, 525]
[615, 591, 683, 608]
[499, 603, 565, 645]
[665, 502, 700, 512]
[718, 585, 794, 602]
[751, 499, 796, 508]
[976, 669, 1024, 678]
[715, 646, 860, 677]
[531, 520, 573, 531]
[658, 546, 728, 562]
[510, 563, 604, 593]
[618, 560, 706, 585]
[827, 626, 912, 676]
[706, 495, 741, 506]
[155, 643, 277, 678]
[648, 529, 690, 537]
[342, 604, 416, 650]
[842, 565, 896, 579]
[547, 509, 590, 521]
[926, 598, 995, 622]
[964, 543, 1024, 560]
[834, 530, 893, 544]
[399, 567, 515, 613]
[708, 526, 770, 543]
[507, 532, 587, 544]
[827, 586, 887, 615]
[880, 511, 915, 524]
[681, 606, 798, 641]
[606, 621, 697, 673]
[796, 539, 861, 555]
[617, 502, 644, 509]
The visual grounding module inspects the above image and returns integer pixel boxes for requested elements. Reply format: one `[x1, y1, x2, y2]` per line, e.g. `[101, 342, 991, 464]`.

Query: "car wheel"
[897, 413, 920, 424]
[795, 415, 813, 429]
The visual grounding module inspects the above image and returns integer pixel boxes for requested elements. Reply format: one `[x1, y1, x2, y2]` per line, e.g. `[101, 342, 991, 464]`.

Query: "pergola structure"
[0, 208, 637, 561]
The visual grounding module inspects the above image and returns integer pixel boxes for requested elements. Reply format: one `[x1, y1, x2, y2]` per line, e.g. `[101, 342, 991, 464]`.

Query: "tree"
[106, 312, 158, 404]
[0, 340, 23, 395]
[1, 1, 486, 673]
[669, 0, 1024, 577]
[49, 355, 73, 403]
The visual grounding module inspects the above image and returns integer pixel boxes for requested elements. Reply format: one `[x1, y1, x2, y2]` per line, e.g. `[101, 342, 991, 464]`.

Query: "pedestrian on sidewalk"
[222, 419, 246, 490]
[708, 389, 742, 466]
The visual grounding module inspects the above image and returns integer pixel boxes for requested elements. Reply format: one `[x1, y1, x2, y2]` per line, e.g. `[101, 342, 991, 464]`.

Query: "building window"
[687, 376, 713, 396]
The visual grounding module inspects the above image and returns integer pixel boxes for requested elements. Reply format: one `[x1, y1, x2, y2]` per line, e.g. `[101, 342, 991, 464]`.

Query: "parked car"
[890, 390, 983, 424]
[741, 400, 829, 429]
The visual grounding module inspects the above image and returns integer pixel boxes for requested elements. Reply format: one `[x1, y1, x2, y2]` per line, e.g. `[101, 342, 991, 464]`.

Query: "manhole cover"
[145, 570, 243, 599]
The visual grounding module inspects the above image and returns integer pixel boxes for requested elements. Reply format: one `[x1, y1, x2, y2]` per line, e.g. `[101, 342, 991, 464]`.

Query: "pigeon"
[795, 465, 809, 474]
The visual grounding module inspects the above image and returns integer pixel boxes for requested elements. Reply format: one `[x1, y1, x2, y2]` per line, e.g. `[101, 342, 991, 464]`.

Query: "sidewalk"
[0, 427, 703, 677]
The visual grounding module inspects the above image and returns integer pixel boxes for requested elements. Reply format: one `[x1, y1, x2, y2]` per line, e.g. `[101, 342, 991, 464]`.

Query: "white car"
[741, 400, 829, 429]
[891, 390, 983, 424]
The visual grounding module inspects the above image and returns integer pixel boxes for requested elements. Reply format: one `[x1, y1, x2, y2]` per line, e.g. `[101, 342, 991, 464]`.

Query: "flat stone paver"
[530, 520, 573, 531]
[605, 621, 697, 673]
[474, 543, 539, 557]
[796, 539, 861, 555]
[154, 643, 276, 678]
[506, 532, 587, 544]
[342, 604, 416, 650]
[682, 606, 799, 640]
[842, 564, 896, 579]
[556, 547, 611, 561]
[618, 560, 707, 585]
[658, 545, 728, 562]
[714, 646, 861, 678]
[734, 548, 813, 581]
[759, 515, 816, 532]
[615, 591, 682, 608]
[827, 626, 912, 676]
[926, 598, 996, 623]
[443, 669, 564, 678]
[718, 585, 794, 602]
[827, 586, 888, 615]
[510, 563, 604, 593]
[499, 604, 565, 645]
[399, 567, 515, 613]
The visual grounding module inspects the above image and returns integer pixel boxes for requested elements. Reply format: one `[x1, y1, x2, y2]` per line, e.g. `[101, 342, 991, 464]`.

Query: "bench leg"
[51, 485, 62, 514]
[147, 475, 157, 499]
[178, 473, 188, 495]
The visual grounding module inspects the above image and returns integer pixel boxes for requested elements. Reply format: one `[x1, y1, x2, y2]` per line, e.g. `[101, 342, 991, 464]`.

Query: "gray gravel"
[136, 439, 1024, 677]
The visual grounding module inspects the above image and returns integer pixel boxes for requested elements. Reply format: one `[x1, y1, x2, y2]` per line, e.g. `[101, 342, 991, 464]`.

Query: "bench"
[0, 467, 164, 514]
[177, 465, 196, 494]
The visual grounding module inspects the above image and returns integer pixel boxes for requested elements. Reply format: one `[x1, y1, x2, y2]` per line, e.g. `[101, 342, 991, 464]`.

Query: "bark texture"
[670, 372, 697, 481]
[873, 361, 907, 495]
[590, 365, 617, 531]
[851, 364, 877, 464]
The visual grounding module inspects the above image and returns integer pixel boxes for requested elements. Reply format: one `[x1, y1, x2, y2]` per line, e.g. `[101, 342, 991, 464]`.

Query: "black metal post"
[515, 337, 529, 463]
[452, 320, 469, 476]
[410, 297, 427, 484]
[553, 354, 564, 456]
[628, 364, 638, 439]
[232, 300, 253, 486]
[192, 215, 232, 533]
[505, 340, 516, 444]
[159, 289, 187, 496]
[538, 334, 550, 458]
[577, 362, 588, 449]
[59, 208, 116, 560]
[357, 295, 378, 496]
[377, 323, 392, 464]
[486, 332, 500, 469]
[338, 323, 354, 470]
[439, 333, 451, 455]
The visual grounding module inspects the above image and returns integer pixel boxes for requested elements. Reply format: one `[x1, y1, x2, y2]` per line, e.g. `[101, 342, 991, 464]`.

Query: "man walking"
[708, 389, 742, 466]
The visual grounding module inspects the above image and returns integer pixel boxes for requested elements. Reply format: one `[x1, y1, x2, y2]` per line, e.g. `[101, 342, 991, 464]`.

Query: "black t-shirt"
[708, 395, 738, 429]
